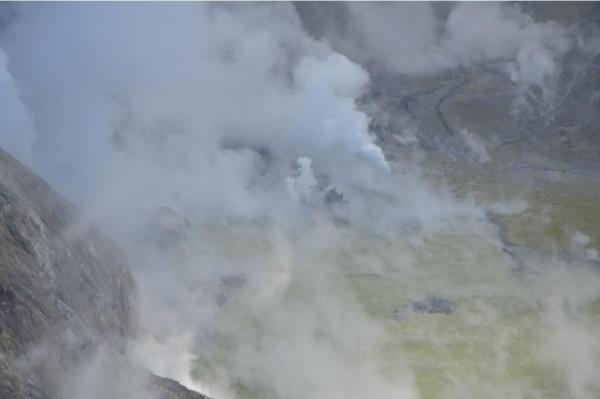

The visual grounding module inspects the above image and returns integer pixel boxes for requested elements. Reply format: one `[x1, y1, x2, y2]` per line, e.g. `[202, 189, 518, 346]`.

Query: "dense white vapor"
[285, 157, 319, 204]
[0, 3, 407, 397]
[343, 2, 443, 74]
[1, 3, 599, 399]
[0, 46, 34, 164]
[0, 3, 388, 211]
[442, 3, 570, 95]
[333, 2, 572, 94]
[290, 54, 389, 172]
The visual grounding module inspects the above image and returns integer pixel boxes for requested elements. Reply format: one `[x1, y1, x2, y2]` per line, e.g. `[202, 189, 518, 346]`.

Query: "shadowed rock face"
[0, 147, 205, 399]
[0, 146, 134, 354]
[149, 375, 209, 399]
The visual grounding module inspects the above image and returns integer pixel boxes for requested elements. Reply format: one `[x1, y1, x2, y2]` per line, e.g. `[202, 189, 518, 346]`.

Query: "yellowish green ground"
[190, 225, 600, 399]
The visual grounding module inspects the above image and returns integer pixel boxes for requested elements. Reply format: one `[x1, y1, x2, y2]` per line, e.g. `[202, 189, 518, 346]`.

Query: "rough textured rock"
[149, 375, 208, 399]
[0, 147, 205, 399]
[0, 146, 134, 396]
[0, 149, 134, 344]
[391, 297, 457, 321]
[410, 296, 457, 315]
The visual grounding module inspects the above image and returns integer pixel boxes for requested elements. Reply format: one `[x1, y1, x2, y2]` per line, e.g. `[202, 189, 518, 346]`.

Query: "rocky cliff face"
[0, 147, 204, 399]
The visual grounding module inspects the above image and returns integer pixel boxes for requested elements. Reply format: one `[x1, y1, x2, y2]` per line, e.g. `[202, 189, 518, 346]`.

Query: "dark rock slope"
[0, 147, 204, 398]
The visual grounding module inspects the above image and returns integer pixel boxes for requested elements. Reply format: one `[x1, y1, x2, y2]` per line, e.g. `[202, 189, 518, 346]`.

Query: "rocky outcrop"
[149, 375, 209, 399]
[0, 147, 205, 399]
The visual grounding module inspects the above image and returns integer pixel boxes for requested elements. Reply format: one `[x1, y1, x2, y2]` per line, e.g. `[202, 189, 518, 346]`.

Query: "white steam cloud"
[0, 46, 34, 164]
[0, 3, 387, 211]
[0, 3, 599, 399]
[328, 2, 572, 95]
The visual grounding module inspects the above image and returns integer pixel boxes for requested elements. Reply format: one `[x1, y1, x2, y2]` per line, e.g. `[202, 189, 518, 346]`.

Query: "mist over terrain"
[1, 2, 600, 399]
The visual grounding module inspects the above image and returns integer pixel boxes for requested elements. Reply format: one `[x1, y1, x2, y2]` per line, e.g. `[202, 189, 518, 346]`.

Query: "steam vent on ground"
[1, 2, 600, 399]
